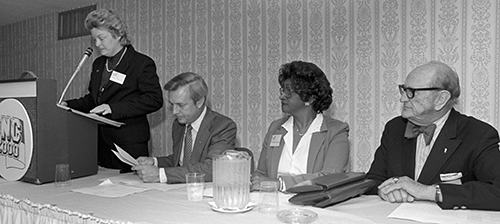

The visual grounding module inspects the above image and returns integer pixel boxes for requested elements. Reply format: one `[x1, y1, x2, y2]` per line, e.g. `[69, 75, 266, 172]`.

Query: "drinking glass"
[55, 164, 71, 187]
[185, 173, 205, 201]
[258, 180, 279, 214]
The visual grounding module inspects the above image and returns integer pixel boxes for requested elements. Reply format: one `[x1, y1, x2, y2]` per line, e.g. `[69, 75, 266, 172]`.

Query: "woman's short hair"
[164, 72, 208, 104]
[279, 61, 333, 113]
[85, 9, 131, 46]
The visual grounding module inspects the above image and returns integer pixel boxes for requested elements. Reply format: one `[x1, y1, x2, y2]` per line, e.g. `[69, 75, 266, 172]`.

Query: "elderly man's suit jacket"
[366, 108, 500, 210]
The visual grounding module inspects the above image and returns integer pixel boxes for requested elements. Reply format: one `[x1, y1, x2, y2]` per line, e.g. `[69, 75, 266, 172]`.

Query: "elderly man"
[366, 61, 500, 210]
[132, 72, 237, 183]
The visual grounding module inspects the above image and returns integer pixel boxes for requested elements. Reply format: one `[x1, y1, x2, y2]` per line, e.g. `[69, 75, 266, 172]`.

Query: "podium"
[0, 78, 98, 184]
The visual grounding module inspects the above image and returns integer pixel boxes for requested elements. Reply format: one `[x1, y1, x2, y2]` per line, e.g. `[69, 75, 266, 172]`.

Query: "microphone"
[58, 47, 93, 104]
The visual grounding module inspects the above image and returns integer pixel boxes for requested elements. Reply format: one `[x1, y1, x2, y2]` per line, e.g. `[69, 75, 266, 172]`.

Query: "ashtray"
[276, 208, 318, 224]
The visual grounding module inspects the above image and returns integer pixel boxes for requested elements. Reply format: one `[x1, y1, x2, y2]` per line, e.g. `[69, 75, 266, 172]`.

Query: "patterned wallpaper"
[1, 0, 500, 172]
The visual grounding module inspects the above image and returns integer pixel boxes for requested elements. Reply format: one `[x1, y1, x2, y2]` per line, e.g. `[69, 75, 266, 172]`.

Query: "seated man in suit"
[132, 72, 237, 183]
[366, 61, 500, 210]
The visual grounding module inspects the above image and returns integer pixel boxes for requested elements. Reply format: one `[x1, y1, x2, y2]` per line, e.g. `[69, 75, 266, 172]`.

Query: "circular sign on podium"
[0, 99, 34, 181]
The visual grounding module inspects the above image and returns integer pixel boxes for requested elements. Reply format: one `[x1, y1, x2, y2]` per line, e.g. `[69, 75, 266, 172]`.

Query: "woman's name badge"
[110, 71, 126, 85]
[270, 135, 282, 147]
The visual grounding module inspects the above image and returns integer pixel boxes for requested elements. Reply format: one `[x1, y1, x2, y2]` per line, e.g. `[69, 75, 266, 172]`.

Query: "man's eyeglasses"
[279, 86, 295, 98]
[398, 84, 443, 99]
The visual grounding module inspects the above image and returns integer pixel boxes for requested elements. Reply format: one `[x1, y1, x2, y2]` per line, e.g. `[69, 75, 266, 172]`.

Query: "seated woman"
[251, 61, 350, 192]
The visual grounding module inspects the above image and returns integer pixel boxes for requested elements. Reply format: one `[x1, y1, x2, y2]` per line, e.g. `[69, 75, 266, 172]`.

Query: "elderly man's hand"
[378, 176, 434, 202]
[377, 177, 415, 202]
[378, 188, 415, 203]
[132, 165, 160, 183]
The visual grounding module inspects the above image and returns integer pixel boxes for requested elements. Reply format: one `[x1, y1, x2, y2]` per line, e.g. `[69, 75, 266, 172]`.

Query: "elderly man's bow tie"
[404, 122, 437, 146]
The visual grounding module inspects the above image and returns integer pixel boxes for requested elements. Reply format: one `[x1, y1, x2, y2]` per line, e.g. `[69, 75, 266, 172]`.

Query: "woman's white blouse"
[277, 114, 324, 177]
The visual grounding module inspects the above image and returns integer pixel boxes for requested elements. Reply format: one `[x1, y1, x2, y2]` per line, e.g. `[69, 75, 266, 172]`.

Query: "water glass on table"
[259, 180, 279, 214]
[54, 164, 71, 187]
[186, 173, 205, 201]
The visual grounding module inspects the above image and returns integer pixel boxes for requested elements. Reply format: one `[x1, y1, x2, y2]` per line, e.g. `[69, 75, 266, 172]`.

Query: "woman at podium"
[61, 9, 163, 173]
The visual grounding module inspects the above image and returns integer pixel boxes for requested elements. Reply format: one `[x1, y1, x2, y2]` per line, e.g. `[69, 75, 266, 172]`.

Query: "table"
[0, 168, 414, 224]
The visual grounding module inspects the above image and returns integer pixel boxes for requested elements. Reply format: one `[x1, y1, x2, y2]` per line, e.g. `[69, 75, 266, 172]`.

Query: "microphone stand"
[58, 48, 93, 104]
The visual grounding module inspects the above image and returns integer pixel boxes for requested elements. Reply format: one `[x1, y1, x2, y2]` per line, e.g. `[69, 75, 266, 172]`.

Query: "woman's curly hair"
[278, 61, 333, 113]
[85, 9, 131, 46]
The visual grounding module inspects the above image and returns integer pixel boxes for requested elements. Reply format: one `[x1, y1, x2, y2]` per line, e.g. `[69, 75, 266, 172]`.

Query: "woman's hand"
[90, 104, 112, 115]
[251, 174, 277, 191]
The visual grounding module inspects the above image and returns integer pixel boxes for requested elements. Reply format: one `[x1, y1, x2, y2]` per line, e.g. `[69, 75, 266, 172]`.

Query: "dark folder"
[287, 172, 366, 193]
[288, 172, 375, 208]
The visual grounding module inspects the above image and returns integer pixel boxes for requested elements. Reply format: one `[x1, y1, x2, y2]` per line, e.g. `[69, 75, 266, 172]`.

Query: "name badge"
[110, 71, 126, 85]
[270, 134, 282, 147]
[440, 172, 462, 185]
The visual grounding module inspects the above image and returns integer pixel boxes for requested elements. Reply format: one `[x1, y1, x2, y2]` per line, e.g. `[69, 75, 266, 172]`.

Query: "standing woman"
[251, 61, 350, 191]
[62, 9, 163, 173]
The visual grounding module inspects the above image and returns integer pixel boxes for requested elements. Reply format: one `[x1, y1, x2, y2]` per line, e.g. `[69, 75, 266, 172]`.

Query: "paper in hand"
[112, 143, 138, 166]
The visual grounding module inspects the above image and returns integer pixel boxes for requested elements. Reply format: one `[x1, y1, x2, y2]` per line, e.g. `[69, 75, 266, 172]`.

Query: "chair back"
[234, 147, 255, 173]
[19, 71, 37, 79]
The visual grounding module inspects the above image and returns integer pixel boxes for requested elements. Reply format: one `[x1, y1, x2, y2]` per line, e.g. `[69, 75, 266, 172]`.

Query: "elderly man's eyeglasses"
[279, 87, 295, 98]
[398, 84, 443, 99]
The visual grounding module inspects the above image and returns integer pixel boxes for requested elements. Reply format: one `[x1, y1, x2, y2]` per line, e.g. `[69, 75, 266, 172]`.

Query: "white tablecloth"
[0, 168, 413, 224]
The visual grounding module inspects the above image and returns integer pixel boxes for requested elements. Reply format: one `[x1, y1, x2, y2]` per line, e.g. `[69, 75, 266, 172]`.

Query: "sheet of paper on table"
[71, 179, 149, 198]
[388, 201, 500, 224]
[106, 173, 186, 192]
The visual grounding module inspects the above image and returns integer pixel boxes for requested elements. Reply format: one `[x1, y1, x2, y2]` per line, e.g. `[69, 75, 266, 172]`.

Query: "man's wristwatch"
[434, 184, 442, 202]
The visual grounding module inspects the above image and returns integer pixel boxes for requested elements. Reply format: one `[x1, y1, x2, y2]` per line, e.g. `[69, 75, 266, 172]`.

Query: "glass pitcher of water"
[213, 149, 251, 210]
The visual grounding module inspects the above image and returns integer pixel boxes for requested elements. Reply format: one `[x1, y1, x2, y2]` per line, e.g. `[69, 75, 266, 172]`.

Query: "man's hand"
[378, 177, 415, 202]
[132, 165, 160, 183]
[378, 188, 415, 203]
[378, 176, 434, 202]
[137, 157, 155, 166]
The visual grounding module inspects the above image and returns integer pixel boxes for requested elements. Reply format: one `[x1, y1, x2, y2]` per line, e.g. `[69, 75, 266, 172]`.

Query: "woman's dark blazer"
[67, 45, 163, 147]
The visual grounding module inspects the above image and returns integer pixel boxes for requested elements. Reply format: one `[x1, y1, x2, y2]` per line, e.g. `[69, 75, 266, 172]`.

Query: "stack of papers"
[56, 104, 124, 127]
